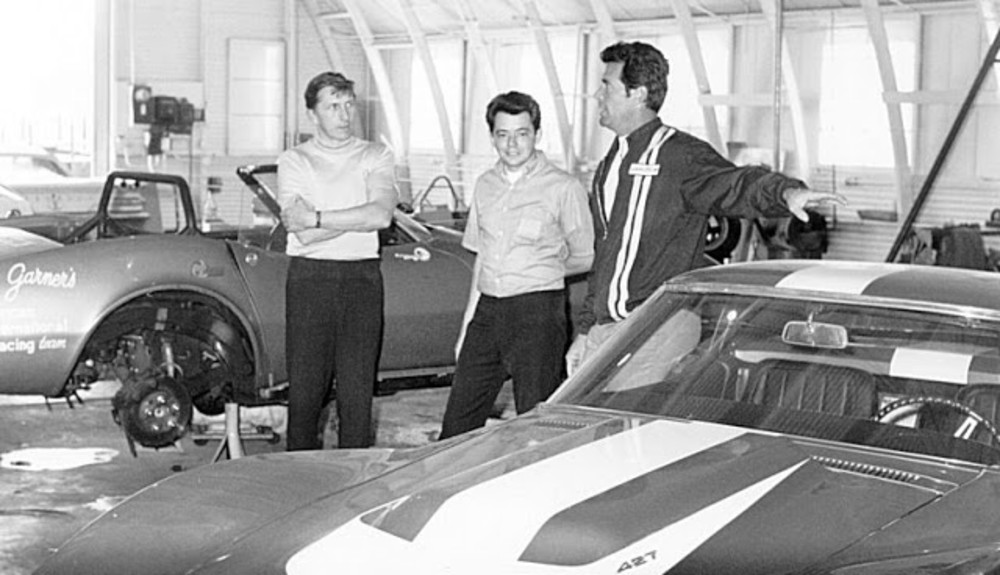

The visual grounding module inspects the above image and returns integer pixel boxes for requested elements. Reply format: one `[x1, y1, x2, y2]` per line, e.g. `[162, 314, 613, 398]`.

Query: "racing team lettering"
[5, 262, 77, 302]
[0, 335, 67, 355]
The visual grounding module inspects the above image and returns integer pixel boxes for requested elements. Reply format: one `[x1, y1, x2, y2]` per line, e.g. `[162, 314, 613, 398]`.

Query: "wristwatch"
[315, 210, 322, 228]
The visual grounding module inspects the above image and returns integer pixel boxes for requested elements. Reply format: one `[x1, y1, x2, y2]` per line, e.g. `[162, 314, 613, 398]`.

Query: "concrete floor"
[0, 382, 498, 575]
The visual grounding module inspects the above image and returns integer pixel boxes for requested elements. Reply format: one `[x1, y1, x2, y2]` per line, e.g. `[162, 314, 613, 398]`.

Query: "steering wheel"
[876, 396, 1000, 447]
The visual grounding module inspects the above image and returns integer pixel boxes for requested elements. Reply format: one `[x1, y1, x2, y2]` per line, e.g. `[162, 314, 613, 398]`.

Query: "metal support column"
[886, 28, 1000, 262]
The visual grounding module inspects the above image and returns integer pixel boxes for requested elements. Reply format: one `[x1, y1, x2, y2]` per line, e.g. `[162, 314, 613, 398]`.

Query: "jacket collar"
[623, 117, 665, 150]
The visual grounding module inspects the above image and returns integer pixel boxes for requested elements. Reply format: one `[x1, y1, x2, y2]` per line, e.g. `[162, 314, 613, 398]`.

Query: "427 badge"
[618, 550, 657, 572]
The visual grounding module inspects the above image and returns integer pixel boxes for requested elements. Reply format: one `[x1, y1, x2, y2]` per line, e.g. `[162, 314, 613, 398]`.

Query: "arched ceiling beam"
[587, 0, 617, 42]
[450, 0, 499, 95]
[520, 0, 576, 170]
[976, 0, 1000, 109]
[340, 0, 406, 156]
[298, 0, 347, 72]
[670, 0, 726, 153]
[860, 0, 914, 213]
[396, 0, 459, 175]
[979, 0, 1000, 41]
[760, 0, 811, 178]
[585, 0, 617, 161]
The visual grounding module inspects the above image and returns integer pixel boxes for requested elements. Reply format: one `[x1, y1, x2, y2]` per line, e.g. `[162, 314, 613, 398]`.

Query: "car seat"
[746, 361, 879, 418]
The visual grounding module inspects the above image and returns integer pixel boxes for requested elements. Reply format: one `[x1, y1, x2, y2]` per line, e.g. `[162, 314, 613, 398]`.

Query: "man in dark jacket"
[565, 41, 846, 375]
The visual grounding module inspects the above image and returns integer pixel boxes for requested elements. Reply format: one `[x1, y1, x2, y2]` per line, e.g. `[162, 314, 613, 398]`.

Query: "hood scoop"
[533, 416, 599, 430]
[811, 455, 956, 493]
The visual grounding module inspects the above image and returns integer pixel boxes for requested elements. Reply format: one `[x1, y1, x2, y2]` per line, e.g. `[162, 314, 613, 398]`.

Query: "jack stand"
[191, 403, 280, 463]
[124, 432, 137, 458]
[211, 402, 246, 462]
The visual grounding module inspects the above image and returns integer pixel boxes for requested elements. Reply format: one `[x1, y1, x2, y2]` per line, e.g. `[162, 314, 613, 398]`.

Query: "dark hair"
[600, 42, 670, 112]
[485, 91, 541, 132]
[304, 71, 355, 110]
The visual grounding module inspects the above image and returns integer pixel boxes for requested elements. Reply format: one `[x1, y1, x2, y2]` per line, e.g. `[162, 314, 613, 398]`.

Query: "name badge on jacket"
[628, 163, 661, 177]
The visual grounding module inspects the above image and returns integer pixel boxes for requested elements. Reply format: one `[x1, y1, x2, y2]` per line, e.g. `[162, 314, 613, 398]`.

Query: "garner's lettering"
[4, 263, 77, 302]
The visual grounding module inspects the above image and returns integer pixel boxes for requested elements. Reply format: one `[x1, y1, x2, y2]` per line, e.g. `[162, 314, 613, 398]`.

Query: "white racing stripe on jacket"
[775, 264, 895, 294]
[286, 419, 747, 574]
[607, 126, 674, 321]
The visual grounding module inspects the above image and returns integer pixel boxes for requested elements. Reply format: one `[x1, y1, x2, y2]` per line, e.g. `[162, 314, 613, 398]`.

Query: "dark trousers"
[285, 257, 384, 450]
[440, 289, 567, 439]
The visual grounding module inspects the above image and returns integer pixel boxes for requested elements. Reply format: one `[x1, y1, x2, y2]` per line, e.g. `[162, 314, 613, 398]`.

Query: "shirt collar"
[614, 136, 629, 159]
[312, 135, 357, 151]
[495, 150, 547, 183]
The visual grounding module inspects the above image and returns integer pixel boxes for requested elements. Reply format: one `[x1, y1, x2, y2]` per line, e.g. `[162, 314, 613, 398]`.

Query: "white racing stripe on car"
[415, 419, 745, 562]
[286, 419, 747, 574]
[775, 264, 894, 294]
[587, 459, 808, 574]
[890, 348, 972, 384]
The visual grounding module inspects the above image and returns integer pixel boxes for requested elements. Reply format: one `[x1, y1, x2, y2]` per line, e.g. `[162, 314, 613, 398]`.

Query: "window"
[409, 39, 463, 152]
[818, 19, 917, 167]
[490, 31, 582, 161]
[227, 39, 285, 155]
[652, 28, 732, 141]
[0, 1, 94, 169]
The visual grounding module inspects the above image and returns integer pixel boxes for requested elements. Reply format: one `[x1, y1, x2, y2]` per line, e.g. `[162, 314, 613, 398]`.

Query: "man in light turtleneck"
[439, 91, 594, 439]
[277, 71, 397, 450]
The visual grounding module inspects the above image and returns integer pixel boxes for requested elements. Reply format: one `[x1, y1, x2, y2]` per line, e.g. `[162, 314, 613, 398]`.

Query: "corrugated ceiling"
[319, 0, 977, 40]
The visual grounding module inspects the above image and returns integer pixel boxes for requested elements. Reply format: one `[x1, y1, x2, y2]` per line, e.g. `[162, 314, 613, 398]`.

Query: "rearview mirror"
[782, 321, 848, 349]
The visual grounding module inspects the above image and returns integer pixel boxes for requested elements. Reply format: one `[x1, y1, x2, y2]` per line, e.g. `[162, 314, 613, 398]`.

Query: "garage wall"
[108, 0, 359, 223]
[107, 2, 1000, 262]
[200, 0, 285, 155]
[115, 0, 202, 81]
[823, 12, 1000, 263]
[722, 10, 1000, 263]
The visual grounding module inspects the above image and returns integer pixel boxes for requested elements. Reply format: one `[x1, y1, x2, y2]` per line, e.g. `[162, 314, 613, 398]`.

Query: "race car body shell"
[37, 260, 1000, 574]
[36, 406, 997, 575]
[1, 234, 268, 395]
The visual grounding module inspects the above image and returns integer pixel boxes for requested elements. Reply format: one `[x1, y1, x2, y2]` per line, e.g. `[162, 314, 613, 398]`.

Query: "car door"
[227, 240, 289, 388]
[233, 163, 472, 380]
[379, 217, 472, 377]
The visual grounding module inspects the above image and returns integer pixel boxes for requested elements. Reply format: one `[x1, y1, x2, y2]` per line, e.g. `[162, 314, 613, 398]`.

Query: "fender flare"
[69, 287, 260, 403]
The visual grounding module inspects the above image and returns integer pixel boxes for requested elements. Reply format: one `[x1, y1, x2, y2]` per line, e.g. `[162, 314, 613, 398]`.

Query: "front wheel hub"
[113, 375, 193, 449]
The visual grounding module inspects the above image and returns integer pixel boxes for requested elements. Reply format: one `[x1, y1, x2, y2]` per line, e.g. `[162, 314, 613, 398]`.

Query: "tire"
[192, 389, 227, 416]
[705, 216, 742, 261]
[113, 375, 193, 449]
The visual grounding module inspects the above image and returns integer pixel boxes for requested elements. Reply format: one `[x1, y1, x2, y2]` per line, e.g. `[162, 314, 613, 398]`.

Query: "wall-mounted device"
[131, 85, 205, 154]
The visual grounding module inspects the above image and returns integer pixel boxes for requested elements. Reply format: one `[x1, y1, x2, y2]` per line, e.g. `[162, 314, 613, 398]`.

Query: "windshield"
[556, 286, 1000, 466]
